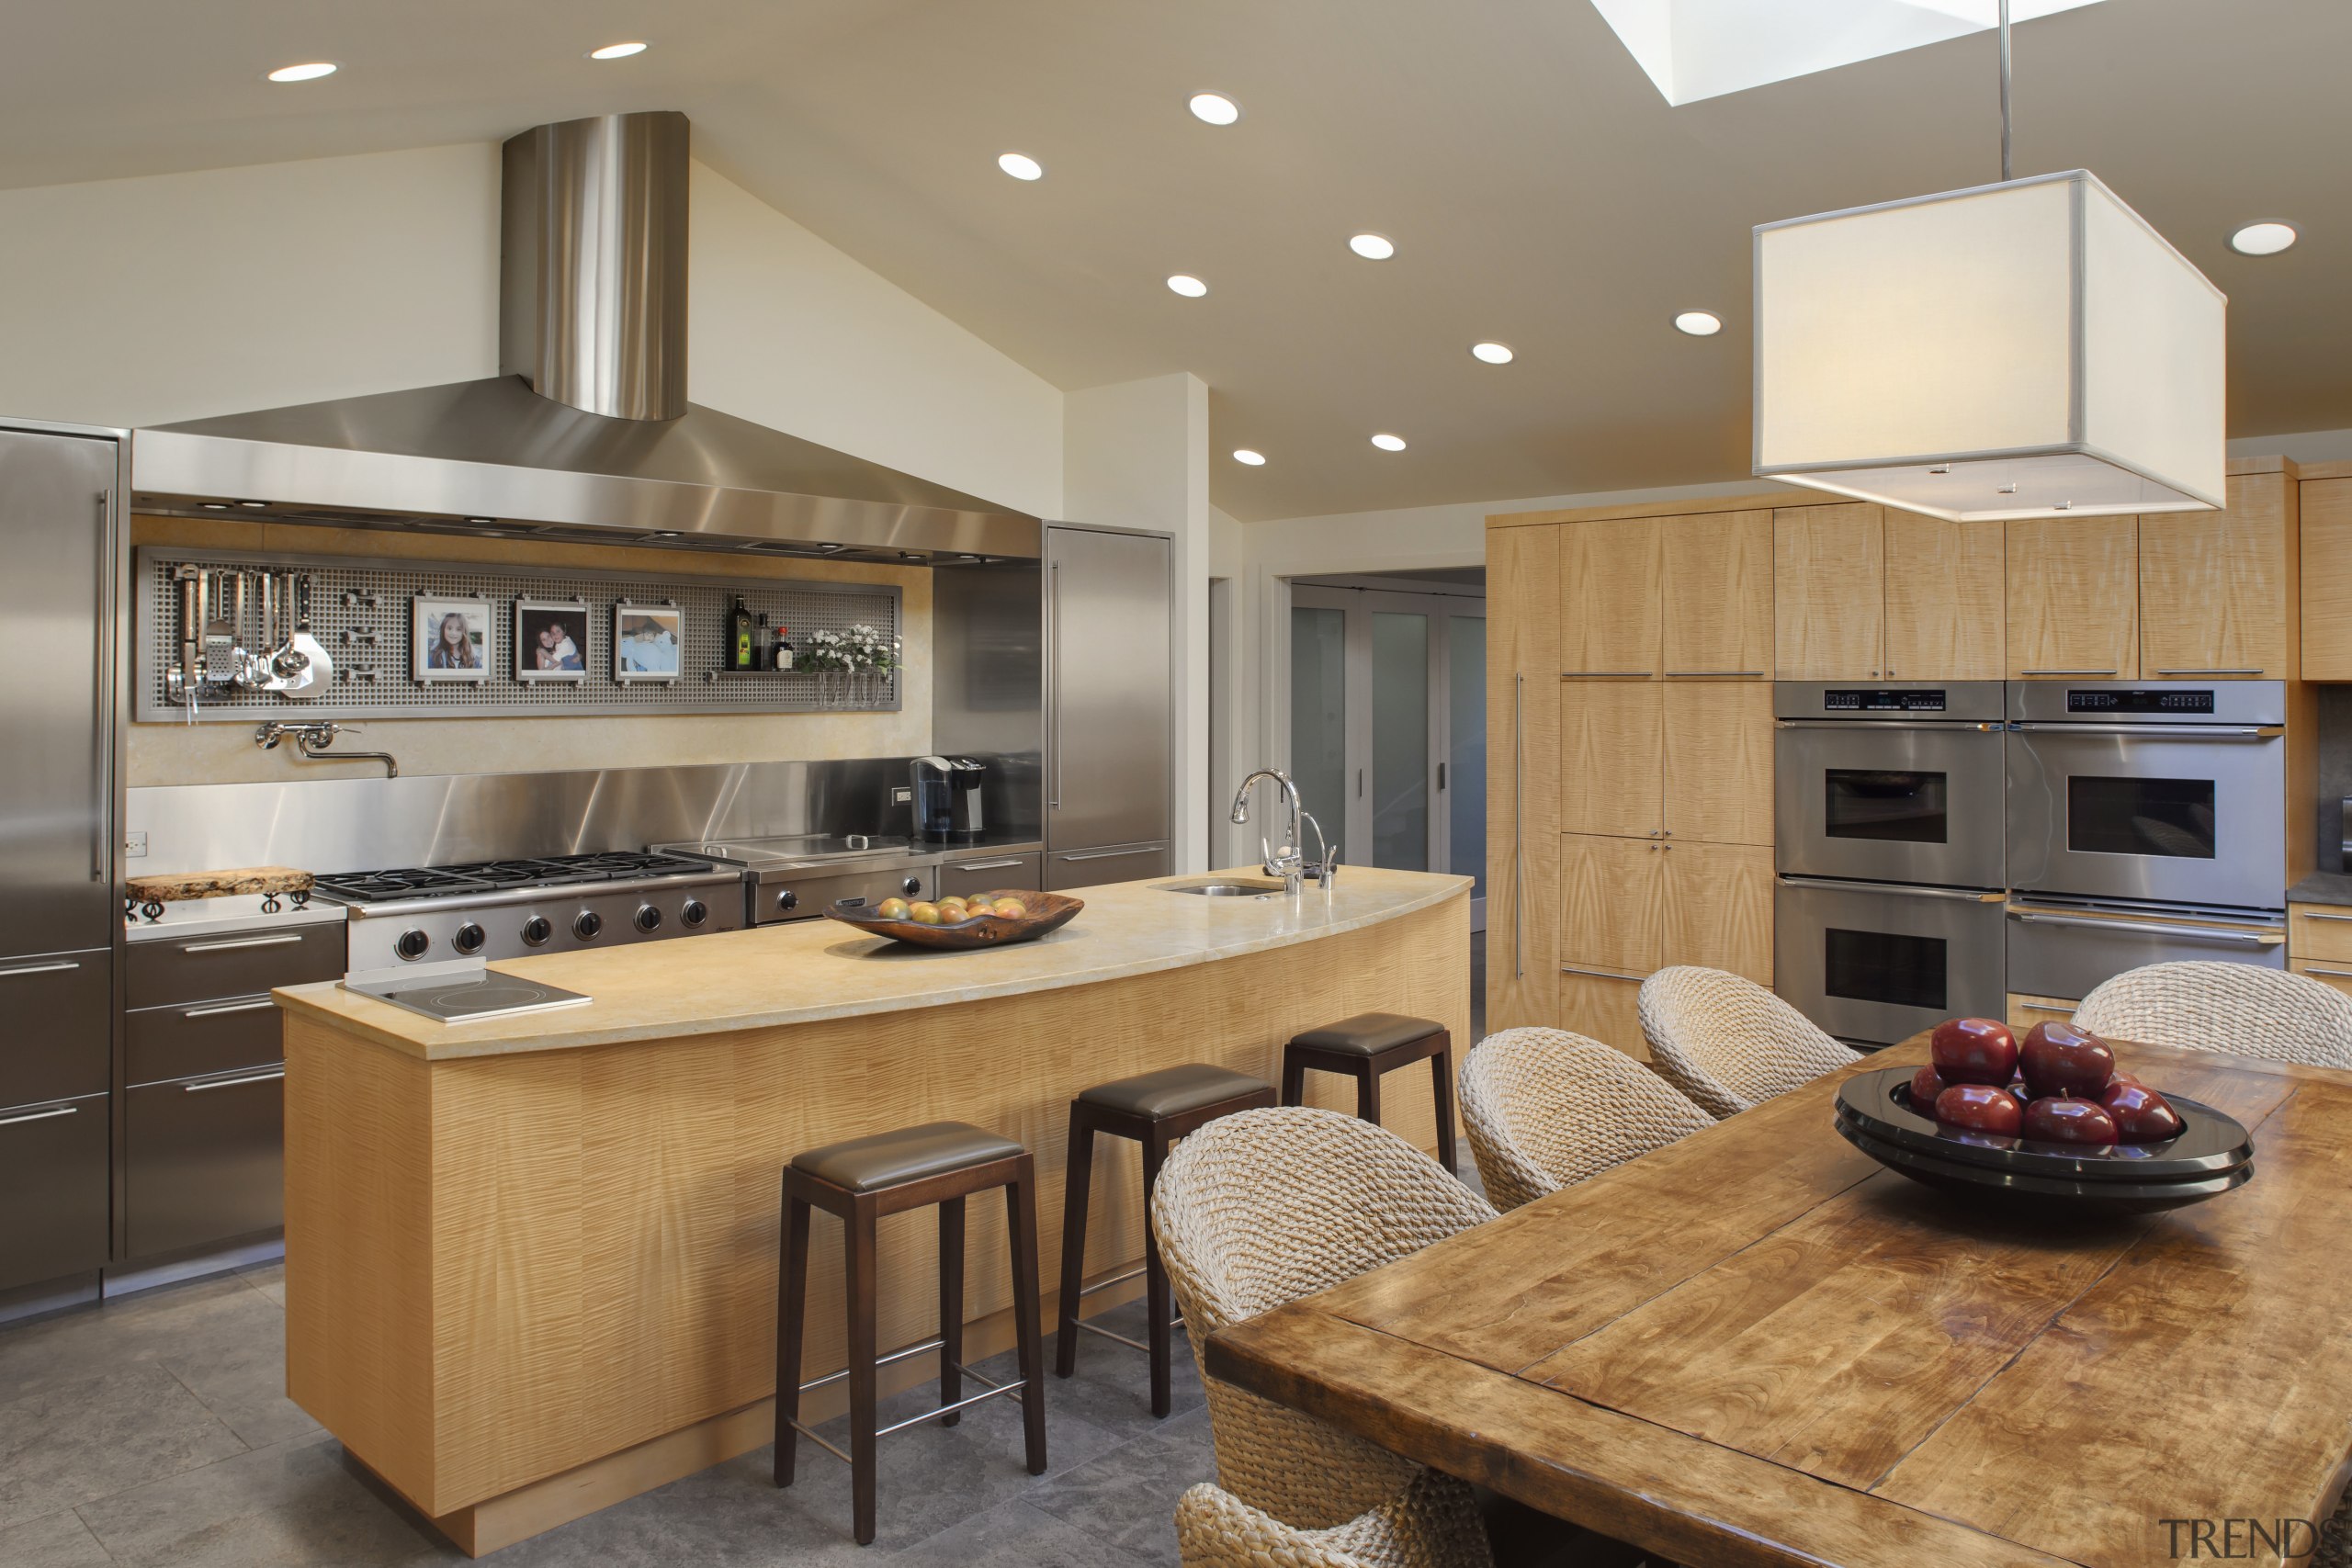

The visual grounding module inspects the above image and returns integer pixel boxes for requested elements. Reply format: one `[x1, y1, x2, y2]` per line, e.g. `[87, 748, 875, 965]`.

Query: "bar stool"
[1054, 1064, 1276, 1416]
[775, 1120, 1048, 1545]
[1281, 1012, 1458, 1174]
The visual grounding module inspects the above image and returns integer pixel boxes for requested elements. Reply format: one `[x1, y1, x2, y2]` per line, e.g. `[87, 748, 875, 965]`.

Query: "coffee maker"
[911, 756, 988, 842]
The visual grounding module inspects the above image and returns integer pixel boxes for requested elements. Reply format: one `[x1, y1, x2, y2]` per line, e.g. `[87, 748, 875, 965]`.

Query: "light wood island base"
[278, 869, 1469, 1555]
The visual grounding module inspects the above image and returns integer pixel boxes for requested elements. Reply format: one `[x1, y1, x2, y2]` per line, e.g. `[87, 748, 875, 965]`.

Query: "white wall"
[0, 144, 1065, 517]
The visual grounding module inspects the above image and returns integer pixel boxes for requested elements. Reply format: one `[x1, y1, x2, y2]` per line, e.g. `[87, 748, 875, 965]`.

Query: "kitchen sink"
[1161, 878, 1285, 897]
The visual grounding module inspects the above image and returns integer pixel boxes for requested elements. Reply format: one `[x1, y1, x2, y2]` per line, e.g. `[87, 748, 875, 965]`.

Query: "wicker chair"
[1637, 966, 1860, 1119]
[2073, 961, 2352, 1069]
[1174, 1475, 1490, 1568]
[1458, 1028, 1714, 1211]
[1149, 1105, 1497, 1557]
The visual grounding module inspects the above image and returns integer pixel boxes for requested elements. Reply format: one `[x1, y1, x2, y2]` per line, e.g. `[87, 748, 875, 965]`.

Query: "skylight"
[1591, 0, 2110, 106]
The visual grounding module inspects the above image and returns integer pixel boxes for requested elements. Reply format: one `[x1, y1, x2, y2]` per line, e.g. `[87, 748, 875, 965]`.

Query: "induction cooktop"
[346, 971, 593, 1024]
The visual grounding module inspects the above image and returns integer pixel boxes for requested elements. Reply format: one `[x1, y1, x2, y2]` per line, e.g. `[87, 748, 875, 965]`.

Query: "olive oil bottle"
[729, 597, 753, 671]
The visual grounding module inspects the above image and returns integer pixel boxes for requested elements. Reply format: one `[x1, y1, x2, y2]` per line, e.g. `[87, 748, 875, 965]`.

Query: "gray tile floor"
[0, 1268, 1215, 1567]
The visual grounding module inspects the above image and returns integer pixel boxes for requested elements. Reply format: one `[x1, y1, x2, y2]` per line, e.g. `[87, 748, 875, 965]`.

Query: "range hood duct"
[130, 111, 1039, 560]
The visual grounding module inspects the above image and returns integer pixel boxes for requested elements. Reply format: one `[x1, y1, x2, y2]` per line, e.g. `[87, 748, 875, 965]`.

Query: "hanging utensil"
[275, 574, 331, 698]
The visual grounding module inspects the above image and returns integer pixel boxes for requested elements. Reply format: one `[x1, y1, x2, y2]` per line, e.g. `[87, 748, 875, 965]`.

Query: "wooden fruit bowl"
[822, 889, 1082, 951]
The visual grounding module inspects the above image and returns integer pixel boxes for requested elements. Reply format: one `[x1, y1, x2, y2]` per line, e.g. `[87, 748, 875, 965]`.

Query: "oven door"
[2006, 900, 2286, 1004]
[2006, 724, 2285, 908]
[1776, 875, 2007, 1047]
[1774, 720, 2007, 888]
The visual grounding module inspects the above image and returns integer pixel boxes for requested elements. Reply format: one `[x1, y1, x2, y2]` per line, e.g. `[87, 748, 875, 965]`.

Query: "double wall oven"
[1774, 683, 2009, 1047]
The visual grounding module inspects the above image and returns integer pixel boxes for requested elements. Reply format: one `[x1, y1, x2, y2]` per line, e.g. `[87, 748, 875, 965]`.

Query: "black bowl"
[1835, 1117, 2253, 1214]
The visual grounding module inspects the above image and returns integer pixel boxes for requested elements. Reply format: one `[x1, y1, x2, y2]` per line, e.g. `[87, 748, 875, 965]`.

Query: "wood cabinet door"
[1560, 833, 1662, 975]
[1558, 970, 1649, 1059]
[1486, 525, 1562, 1033]
[1659, 841, 1773, 985]
[1662, 681, 1773, 846]
[2007, 516, 2139, 679]
[1774, 504, 1884, 679]
[2141, 473, 2292, 679]
[1560, 680, 1662, 838]
[1560, 517, 1662, 678]
[1883, 509, 2005, 680]
[2304, 479, 2352, 681]
[1661, 510, 1772, 678]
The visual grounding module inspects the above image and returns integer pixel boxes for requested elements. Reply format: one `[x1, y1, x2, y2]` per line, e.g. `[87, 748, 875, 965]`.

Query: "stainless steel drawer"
[1045, 841, 1171, 892]
[937, 852, 1045, 898]
[126, 922, 344, 1010]
[0, 948, 110, 1108]
[0, 1092, 109, 1291]
[125, 994, 282, 1088]
[124, 1067, 286, 1258]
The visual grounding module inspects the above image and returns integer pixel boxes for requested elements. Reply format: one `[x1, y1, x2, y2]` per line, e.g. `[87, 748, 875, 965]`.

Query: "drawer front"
[124, 1068, 286, 1258]
[2289, 904, 2352, 965]
[936, 853, 1045, 900]
[2291, 959, 2352, 1001]
[0, 1092, 110, 1291]
[0, 948, 110, 1107]
[2006, 993, 2081, 1034]
[125, 995, 282, 1088]
[1044, 842, 1170, 892]
[126, 922, 344, 1010]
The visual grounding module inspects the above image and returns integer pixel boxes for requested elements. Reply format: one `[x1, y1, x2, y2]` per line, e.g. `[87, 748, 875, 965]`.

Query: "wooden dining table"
[1204, 1033, 2352, 1568]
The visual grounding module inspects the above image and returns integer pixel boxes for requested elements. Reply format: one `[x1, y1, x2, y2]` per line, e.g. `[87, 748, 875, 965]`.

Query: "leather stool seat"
[1291, 1011, 1445, 1056]
[792, 1121, 1024, 1194]
[1079, 1064, 1271, 1121]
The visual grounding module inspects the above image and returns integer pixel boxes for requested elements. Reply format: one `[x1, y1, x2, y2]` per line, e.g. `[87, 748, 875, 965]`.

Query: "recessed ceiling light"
[587, 41, 648, 60]
[1167, 274, 1208, 298]
[1470, 342, 1514, 365]
[1189, 93, 1241, 126]
[1232, 448, 1267, 466]
[1674, 310, 1724, 337]
[2229, 221, 2297, 256]
[997, 152, 1043, 181]
[1371, 433, 1408, 452]
[266, 62, 337, 83]
[1348, 233, 1395, 261]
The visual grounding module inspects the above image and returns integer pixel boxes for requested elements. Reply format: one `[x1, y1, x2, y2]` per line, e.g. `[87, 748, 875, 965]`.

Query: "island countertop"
[276, 866, 1471, 1060]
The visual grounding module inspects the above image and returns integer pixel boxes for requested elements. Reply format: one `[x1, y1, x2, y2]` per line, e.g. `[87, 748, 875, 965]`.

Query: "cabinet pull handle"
[2302, 964, 2352, 979]
[1560, 671, 1654, 679]
[92, 489, 116, 882]
[2154, 669, 2265, 676]
[1559, 965, 1639, 983]
[180, 933, 304, 954]
[2013, 1000, 2076, 1015]
[1059, 847, 1147, 862]
[0, 960, 81, 978]
[948, 858, 1023, 873]
[1662, 670, 1765, 678]
[2019, 669, 2120, 676]
[1512, 673, 1525, 980]
[0, 1104, 79, 1128]
[184, 998, 277, 1019]
[183, 1069, 286, 1093]
[1047, 559, 1062, 811]
[2301, 911, 2352, 923]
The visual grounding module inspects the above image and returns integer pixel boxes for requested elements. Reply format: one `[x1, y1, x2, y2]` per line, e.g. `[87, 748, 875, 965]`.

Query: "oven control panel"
[1823, 689, 1947, 712]
[2064, 688, 2216, 714]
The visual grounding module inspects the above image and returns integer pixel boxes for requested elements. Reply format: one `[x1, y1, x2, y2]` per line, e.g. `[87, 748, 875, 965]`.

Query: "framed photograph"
[514, 598, 591, 683]
[412, 594, 492, 683]
[613, 602, 684, 683]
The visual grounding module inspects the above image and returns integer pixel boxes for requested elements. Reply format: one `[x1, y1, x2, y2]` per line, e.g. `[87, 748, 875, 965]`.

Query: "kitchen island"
[273, 866, 1469, 1554]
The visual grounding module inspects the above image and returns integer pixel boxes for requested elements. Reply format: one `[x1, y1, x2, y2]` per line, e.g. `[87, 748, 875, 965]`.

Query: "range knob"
[633, 904, 662, 933]
[452, 922, 486, 955]
[903, 876, 922, 897]
[775, 889, 799, 913]
[521, 915, 553, 947]
[394, 928, 431, 962]
[573, 910, 604, 941]
[680, 898, 708, 928]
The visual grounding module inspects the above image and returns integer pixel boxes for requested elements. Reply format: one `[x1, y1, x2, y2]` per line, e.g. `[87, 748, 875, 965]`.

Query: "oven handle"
[1776, 875, 2004, 903]
[1776, 719, 2005, 732]
[2009, 723, 2282, 739]
[2007, 910, 2283, 946]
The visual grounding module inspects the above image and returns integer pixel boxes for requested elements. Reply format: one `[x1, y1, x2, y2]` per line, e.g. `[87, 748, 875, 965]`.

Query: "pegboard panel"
[134, 546, 903, 721]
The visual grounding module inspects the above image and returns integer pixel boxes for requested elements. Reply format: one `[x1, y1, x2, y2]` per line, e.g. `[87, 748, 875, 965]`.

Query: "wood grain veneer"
[1485, 524, 1560, 1035]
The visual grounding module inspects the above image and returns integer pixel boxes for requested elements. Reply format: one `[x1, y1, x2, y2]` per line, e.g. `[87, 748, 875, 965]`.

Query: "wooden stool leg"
[1357, 1059, 1383, 1126]
[938, 1194, 966, 1427]
[1053, 1107, 1095, 1378]
[845, 1198, 880, 1545]
[1141, 1122, 1174, 1419]
[1004, 1157, 1050, 1474]
[1281, 1049, 1307, 1107]
[1430, 1040, 1459, 1174]
[773, 1188, 811, 1487]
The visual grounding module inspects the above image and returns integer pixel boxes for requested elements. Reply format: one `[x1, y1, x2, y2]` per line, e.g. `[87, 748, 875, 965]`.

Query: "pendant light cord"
[1999, 0, 2014, 182]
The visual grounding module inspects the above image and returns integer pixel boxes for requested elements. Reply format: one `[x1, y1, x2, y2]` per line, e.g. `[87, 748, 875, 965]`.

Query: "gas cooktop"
[656, 834, 914, 868]
[313, 851, 719, 905]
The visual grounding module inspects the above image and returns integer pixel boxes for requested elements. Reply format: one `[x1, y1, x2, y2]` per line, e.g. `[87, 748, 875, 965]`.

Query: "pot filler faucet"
[1228, 770, 1339, 897]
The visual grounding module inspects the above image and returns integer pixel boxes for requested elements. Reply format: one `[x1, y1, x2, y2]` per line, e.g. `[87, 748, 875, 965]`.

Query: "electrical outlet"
[125, 830, 148, 858]
[891, 786, 913, 805]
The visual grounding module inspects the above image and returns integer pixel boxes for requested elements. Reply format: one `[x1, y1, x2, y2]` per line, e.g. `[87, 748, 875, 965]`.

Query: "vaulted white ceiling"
[2, 0, 2346, 520]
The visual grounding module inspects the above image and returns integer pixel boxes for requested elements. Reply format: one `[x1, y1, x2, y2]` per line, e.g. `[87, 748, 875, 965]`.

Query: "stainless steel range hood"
[131, 111, 1039, 561]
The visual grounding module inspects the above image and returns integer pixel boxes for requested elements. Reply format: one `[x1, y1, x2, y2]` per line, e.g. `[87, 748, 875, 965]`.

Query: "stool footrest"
[797, 1335, 944, 1393]
[876, 1378, 1024, 1438]
[786, 1359, 1027, 1456]
[782, 1420, 854, 1466]
[1075, 1265, 1147, 1299]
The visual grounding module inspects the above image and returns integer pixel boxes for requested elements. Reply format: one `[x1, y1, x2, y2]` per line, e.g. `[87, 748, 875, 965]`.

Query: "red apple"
[1932, 1017, 2019, 1086]
[2021, 1096, 2120, 1145]
[2020, 1021, 2115, 1100]
[1933, 1083, 2024, 1135]
[2100, 1080, 2185, 1144]
[1907, 1066, 1950, 1110]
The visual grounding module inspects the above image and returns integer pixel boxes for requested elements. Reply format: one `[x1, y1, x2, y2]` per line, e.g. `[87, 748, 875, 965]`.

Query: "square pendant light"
[1754, 169, 2225, 522]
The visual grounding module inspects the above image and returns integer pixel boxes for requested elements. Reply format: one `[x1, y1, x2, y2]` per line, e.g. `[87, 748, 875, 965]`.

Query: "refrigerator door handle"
[91, 488, 114, 882]
[1047, 559, 1062, 811]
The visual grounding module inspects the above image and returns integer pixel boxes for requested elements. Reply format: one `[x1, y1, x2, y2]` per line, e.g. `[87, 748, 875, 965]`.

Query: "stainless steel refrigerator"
[0, 422, 125, 1295]
[1043, 525, 1173, 890]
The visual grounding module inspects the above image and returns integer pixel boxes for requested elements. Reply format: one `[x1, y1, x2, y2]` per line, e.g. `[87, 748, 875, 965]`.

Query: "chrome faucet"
[256, 721, 400, 778]
[1229, 770, 1340, 896]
